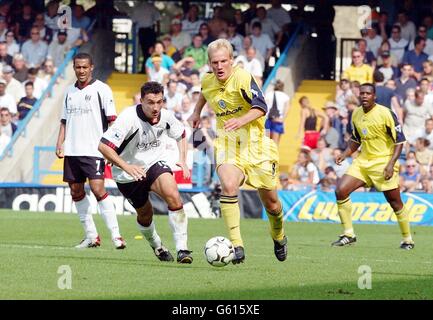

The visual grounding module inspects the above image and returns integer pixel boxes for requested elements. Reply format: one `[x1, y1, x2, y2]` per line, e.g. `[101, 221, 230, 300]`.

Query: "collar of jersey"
[136, 104, 161, 125]
[74, 78, 96, 90]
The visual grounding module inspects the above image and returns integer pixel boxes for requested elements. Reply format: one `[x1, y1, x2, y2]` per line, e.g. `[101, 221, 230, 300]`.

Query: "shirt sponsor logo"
[215, 106, 243, 117]
[218, 100, 226, 109]
[137, 140, 161, 151]
[66, 106, 92, 115]
[85, 94, 92, 102]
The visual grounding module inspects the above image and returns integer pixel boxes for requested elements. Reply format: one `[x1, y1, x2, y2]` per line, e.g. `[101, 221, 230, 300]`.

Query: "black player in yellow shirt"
[333, 83, 414, 249]
[188, 39, 287, 264]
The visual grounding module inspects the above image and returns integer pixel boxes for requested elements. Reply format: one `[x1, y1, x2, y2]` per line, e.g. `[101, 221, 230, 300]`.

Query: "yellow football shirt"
[342, 64, 373, 83]
[351, 104, 406, 160]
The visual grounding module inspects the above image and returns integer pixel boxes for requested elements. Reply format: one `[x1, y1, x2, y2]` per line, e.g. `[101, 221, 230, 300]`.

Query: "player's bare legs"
[217, 164, 245, 264]
[332, 174, 366, 246]
[383, 188, 414, 249]
[151, 172, 192, 263]
[258, 188, 287, 261]
[88, 179, 124, 249]
[69, 182, 99, 248]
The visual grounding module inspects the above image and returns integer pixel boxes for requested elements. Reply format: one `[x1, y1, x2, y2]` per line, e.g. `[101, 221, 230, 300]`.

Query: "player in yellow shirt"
[333, 83, 414, 249]
[342, 49, 373, 83]
[188, 39, 287, 264]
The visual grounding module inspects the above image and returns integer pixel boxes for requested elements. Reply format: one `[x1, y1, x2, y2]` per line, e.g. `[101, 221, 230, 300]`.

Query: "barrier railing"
[32, 146, 62, 184]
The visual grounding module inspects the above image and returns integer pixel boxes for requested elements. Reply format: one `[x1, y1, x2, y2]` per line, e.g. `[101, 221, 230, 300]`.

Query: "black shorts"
[116, 161, 173, 209]
[63, 156, 105, 183]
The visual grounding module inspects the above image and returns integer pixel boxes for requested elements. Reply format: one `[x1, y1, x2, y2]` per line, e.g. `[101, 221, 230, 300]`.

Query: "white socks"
[168, 208, 188, 252]
[137, 220, 162, 249]
[98, 195, 121, 239]
[75, 196, 98, 240]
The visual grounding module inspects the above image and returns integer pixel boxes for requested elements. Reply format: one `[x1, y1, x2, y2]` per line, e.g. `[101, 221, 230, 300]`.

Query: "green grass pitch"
[1, 209, 432, 300]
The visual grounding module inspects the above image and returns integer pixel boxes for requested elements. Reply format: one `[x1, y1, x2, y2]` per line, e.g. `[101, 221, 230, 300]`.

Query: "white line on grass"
[0, 243, 110, 251]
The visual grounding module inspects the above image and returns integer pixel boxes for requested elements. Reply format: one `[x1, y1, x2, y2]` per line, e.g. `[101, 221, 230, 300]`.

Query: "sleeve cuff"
[100, 137, 118, 151]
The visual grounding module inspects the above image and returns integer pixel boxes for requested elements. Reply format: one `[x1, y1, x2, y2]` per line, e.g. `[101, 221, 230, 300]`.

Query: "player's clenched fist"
[55, 147, 64, 159]
[335, 154, 346, 165]
[187, 112, 201, 129]
[125, 164, 146, 181]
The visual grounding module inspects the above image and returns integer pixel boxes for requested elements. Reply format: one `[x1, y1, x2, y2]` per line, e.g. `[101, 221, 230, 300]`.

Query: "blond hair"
[207, 39, 234, 60]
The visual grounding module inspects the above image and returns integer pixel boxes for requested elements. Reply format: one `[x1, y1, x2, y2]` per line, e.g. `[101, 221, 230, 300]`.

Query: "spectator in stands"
[403, 90, 433, 143]
[72, 5, 91, 30]
[16, 4, 34, 42]
[402, 36, 428, 78]
[389, 25, 409, 66]
[235, 47, 263, 85]
[164, 80, 182, 114]
[297, 96, 328, 149]
[12, 54, 28, 83]
[395, 63, 417, 102]
[251, 6, 282, 46]
[179, 95, 194, 122]
[33, 12, 53, 44]
[0, 107, 16, 138]
[400, 159, 421, 192]
[342, 48, 373, 83]
[5, 30, 19, 57]
[376, 40, 397, 67]
[3, 65, 24, 104]
[227, 22, 243, 55]
[323, 101, 345, 149]
[250, 22, 274, 68]
[239, 35, 265, 70]
[377, 50, 398, 82]
[373, 70, 403, 121]
[48, 29, 69, 68]
[408, 25, 433, 56]
[207, 6, 228, 38]
[414, 118, 433, 150]
[24, 68, 47, 100]
[419, 78, 433, 105]
[160, 34, 179, 60]
[38, 58, 57, 83]
[172, 56, 195, 89]
[357, 38, 376, 67]
[350, 80, 361, 100]
[267, 0, 291, 30]
[21, 27, 48, 69]
[44, 1, 59, 32]
[220, 0, 236, 24]
[242, 1, 257, 25]
[365, 24, 383, 58]
[145, 41, 175, 74]
[396, 10, 417, 44]
[415, 137, 433, 172]
[183, 34, 208, 71]
[385, 79, 396, 90]
[233, 9, 248, 37]
[420, 177, 433, 193]
[0, 78, 16, 117]
[279, 172, 290, 190]
[0, 15, 7, 41]
[0, 122, 9, 154]
[198, 23, 215, 47]
[147, 54, 169, 85]
[378, 11, 391, 40]
[289, 149, 320, 190]
[335, 78, 353, 111]
[181, 4, 203, 38]
[264, 80, 290, 145]
[311, 137, 333, 172]
[169, 19, 191, 56]
[17, 81, 36, 121]
[422, 60, 433, 83]
[0, 41, 12, 67]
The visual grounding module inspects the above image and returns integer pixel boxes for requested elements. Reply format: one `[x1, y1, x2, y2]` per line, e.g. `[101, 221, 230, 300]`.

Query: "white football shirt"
[101, 105, 185, 183]
[61, 79, 116, 157]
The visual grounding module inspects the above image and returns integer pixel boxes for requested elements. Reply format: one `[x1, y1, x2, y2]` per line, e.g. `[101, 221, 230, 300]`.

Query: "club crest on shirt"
[362, 128, 368, 136]
[218, 100, 226, 109]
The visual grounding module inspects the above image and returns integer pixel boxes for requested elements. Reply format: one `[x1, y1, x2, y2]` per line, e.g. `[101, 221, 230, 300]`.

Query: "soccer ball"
[204, 236, 235, 267]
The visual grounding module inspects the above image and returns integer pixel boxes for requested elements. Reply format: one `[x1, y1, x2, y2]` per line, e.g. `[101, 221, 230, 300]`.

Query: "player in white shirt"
[55, 53, 125, 250]
[99, 81, 193, 264]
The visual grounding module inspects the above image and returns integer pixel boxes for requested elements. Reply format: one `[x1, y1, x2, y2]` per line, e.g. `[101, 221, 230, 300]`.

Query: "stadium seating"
[278, 80, 336, 173]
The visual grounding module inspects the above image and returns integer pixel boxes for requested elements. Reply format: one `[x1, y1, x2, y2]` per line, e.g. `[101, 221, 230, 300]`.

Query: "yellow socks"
[220, 195, 243, 247]
[337, 197, 355, 237]
[395, 206, 413, 243]
[266, 203, 285, 242]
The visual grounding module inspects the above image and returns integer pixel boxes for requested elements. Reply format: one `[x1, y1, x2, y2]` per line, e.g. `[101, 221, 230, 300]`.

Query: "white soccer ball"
[204, 236, 235, 267]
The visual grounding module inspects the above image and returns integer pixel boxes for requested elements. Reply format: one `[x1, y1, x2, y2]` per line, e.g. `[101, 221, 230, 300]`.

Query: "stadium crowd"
[0, 0, 89, 155]
[286, 7, 433, 194]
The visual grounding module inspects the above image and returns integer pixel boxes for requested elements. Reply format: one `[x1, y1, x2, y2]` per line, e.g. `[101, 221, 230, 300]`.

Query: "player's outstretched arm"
[55, 122, 65, 158]
[224, 108, 265, 132]
[336, 140, 360, 165]
[98, 142, 146, 181]
[188, 92, 207, 128]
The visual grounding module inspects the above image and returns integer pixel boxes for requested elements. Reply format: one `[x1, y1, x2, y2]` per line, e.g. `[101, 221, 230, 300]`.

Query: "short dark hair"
[25, 81, 34, 88]
[0, 107, 10, 114]
[373, 70, 384, 83]
[251, 21, 262, 30]
[392, 24, 401, 33]
[73, 52, 93, 65]
[28, 68, 38, 76]
[360, 83, 376, 93]
[414, 36, 426, 46]
[140, 81, 164, 98]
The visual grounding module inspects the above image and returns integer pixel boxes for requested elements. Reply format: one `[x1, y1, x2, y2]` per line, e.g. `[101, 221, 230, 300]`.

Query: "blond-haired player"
[188, 39, 287, 264]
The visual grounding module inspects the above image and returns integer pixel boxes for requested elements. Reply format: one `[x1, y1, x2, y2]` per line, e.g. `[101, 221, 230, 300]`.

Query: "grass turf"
[0, 209, 432, 300]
